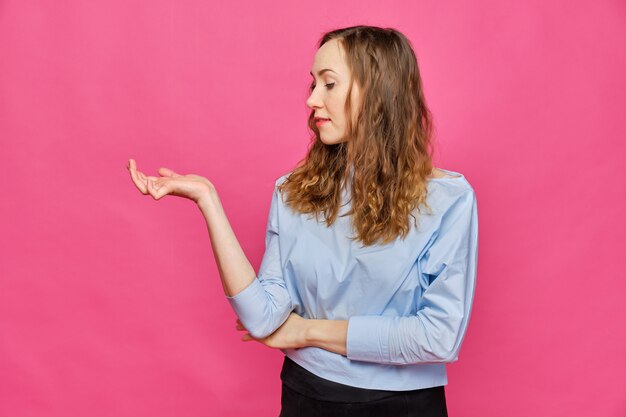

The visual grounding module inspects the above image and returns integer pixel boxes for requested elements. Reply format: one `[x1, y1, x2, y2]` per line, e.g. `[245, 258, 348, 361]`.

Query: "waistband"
[280, 355, 442, 403]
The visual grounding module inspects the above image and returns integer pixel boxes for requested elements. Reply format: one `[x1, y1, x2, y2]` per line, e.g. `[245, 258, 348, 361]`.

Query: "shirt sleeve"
[225, 181, 293, 339]
[346, 188, 479, 364]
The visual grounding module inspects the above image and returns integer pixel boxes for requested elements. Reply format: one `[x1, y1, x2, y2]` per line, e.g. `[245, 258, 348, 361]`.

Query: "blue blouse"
[227, 168, 479, 391]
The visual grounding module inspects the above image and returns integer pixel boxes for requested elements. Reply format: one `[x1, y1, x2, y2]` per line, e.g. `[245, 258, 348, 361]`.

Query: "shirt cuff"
[225, 277, 265, 325]
[346, 316, 391, 363]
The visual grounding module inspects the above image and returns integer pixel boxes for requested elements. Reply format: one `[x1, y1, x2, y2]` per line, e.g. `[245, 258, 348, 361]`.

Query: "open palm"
[127, 158, 213, 204]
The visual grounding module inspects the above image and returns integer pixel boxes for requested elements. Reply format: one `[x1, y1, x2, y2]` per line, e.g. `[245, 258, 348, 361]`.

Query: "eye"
[310, 82, 335, 91]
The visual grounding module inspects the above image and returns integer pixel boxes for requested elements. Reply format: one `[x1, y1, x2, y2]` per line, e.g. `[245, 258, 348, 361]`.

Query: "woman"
[128, 25, 478, 417]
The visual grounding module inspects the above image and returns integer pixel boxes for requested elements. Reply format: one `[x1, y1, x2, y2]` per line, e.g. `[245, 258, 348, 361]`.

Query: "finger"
[146, 178, 163, 200]
[129, 159, 142, 176]
[128, 160, 155, 196]
[137, 171, 152, 189]
[158, 167, 181, 178]
[241, 333, 254, 341]
[154, 177, 168, 187]
[128, 161, 148, 194]
[139, 172, 161, 187]
[137, 172, 151, 192]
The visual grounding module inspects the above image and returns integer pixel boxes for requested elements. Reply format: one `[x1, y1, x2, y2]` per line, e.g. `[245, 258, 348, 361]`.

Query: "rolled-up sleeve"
[347, 188, 479, 364]
[225, 182, 293, 339]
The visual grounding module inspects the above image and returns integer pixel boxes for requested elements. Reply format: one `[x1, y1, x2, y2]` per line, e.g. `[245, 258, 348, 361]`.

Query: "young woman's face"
[307, 38, 361, 145]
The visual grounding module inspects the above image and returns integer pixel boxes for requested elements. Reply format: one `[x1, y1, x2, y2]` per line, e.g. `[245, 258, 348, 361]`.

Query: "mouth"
[314, 117, 331, 125]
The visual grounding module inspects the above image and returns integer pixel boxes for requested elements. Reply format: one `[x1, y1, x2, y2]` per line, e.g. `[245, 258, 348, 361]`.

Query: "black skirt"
[279, 356, 448, 417]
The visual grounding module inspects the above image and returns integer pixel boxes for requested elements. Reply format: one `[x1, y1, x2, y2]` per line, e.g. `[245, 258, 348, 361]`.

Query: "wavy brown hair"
[278, 25, 436, 247]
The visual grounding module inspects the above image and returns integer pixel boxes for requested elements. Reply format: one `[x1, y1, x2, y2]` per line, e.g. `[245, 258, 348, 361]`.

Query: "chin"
[319, 136, 346, 145]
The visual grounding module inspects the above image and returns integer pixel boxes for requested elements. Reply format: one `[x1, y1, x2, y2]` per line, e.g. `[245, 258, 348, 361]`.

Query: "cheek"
[331, 95, 349, 120]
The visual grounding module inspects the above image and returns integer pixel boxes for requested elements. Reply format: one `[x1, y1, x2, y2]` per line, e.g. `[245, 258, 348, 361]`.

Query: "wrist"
[304, 319, 348, 355]
[303, 319, 319, 348]
[196, 186, 220, 212]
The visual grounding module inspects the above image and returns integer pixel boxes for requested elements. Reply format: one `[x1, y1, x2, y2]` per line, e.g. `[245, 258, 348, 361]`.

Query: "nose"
[306, 88, 322, 110]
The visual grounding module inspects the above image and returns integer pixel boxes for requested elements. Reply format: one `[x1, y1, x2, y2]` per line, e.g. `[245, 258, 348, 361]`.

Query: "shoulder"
[428, 167, 473, 192]
[430, 167, 464, 180]
[426, 168, 475, 211]
[273, 172, 292, 192]
[275, 172, 291, 186]
[428, 167, 466, 180]
[271, 172, 294, 206]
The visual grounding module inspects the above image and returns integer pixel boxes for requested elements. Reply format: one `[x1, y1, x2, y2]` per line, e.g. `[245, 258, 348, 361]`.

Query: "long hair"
[278, 25, 436, 247]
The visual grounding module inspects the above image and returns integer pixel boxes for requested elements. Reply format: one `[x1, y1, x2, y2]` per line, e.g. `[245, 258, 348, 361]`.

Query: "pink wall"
[1, 1, 624, 416]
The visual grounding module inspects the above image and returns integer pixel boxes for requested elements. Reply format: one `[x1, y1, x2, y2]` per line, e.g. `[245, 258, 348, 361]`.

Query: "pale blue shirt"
[227, 168, 479, 391]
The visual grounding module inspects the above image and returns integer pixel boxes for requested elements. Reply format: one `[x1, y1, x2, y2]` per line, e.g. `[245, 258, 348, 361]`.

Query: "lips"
[315, 117, 330, 126]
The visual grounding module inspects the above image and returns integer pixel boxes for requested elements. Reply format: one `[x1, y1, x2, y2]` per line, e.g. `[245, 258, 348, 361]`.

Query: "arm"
[240, 313, 348, 354]
[128, 159, 264, 302]
[247, 188, 478, 365]
[305, 319, 348, 355]
[346, 189, 479, 364]
[127, 159, 291, 340]
[197, 188, 258, 298]
[210, 182, 292, 339]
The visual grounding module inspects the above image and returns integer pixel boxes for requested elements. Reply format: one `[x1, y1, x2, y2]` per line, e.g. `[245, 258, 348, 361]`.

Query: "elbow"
[244, 302, 293, 339]
[395, 340, 460, 365]
[428, 315, 467, 363]
[433, 332, 463, 363]
[437, 349, 460, 363]
[246, 316, 286, 339]
[420, 346, 460, 364]
[395, 348, 459, 365]
[247, 327, 274, 339]
[419, 347, 460, 364]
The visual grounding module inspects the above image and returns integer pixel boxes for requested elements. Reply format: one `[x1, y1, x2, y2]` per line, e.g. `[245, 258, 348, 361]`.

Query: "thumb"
[158, 167, 181, 177]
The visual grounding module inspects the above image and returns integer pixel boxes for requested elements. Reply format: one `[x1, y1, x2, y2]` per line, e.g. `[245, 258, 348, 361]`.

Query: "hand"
[127, 158, 214, 204]
[236, 313, 309, 350]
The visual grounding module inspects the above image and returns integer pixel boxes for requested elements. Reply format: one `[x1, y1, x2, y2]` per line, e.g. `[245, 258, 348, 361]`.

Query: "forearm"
[305, 319, 348, 356]
[301, 316, 463, 364]
[345, 313, 467, 365]
[196, 188, 256, 297]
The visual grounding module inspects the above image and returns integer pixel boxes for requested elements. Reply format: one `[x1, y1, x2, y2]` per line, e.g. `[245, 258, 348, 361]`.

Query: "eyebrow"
[310, 68, 337, 77]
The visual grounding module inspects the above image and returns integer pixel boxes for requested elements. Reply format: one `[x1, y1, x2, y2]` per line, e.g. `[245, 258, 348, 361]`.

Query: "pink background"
[1, 1, 625, 416]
